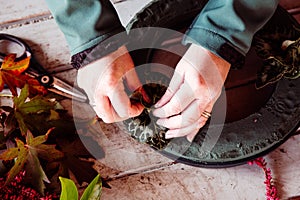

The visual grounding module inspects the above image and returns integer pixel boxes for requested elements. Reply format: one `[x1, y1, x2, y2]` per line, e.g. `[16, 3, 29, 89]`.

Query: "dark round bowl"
[124, 0, 300, 167]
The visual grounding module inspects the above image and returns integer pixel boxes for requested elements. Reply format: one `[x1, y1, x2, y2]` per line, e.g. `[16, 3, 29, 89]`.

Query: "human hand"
[153, 44, 230, 142]
[77, 45, 148, 123]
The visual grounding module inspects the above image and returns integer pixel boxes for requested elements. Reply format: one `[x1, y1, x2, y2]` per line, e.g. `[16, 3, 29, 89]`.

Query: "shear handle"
[0, 33, 49, 75]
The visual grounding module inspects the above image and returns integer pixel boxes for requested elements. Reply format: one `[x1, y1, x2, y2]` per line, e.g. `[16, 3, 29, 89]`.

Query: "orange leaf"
[1, 54, 17, 69]
[1, 54, 30, 75]
[26, 76, 48, 95]
[0, 54, 46, 95]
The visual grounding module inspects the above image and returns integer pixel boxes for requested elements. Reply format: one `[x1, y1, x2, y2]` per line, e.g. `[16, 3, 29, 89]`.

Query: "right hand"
[153, 44, 230, 142]
[77, 45, 147, 123]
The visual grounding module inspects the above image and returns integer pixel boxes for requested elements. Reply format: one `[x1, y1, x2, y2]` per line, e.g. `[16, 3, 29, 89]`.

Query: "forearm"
[45, 0, 125, 56]
[183, 0, 280, 67]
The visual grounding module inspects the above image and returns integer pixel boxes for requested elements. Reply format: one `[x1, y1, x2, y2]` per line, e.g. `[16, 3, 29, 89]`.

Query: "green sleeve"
[183, 0, 280, 66]
[45, 0, 124, 55]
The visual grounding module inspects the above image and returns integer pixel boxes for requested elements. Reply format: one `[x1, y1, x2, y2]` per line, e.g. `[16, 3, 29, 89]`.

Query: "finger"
[186, 131, 199, 142]
[156, 99, 207, 129]
[186, 102, 214, 142]
[93, 95, 116, 123]
[154, 70, 184, 108]
[130, 101, 145, 116]
[153, 83, 195, 118]
[199, 100, 214, 121]
[123, 67, 152, 104]
[108, 83, 144, 118]
[94, 96, 140, 123]
[93, 91, 128, 123]
[165, 119, 206, 139]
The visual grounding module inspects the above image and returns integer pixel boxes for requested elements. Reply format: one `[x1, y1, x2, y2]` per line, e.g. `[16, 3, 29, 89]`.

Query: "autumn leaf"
[0, 54, 47, 96]
[0, 54, 30, 95]
[12, 84, 59, 135]
[0, 139, 28, 185]
[0, 129, 64, 194]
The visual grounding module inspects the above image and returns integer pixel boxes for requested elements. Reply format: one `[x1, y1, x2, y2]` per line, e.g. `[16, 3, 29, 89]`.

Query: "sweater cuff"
[71, 28, 128, 69]
[183, 27, 245, 69]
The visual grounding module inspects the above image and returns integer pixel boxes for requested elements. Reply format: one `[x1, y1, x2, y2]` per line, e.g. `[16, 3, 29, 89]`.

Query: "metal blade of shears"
[50, 77, 87, 102]
[0, 33, 88, 102]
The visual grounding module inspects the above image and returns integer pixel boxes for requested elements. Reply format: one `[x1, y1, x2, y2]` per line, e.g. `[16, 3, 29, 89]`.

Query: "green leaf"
[35, 144, 64, 162]
[10, 86, 63, 136]
[18, 96, 55, 115]
[25, 147, 50, 195]
[26, 128, 52, 146]
[14, 111, 28, 135]
[1, 129, 64, 193]
[13, 84, 29, 106]
[0, 147, 18, 160]
[5, 139, 28, 184]
[48, 110, 60, 121]
[80, 174, 102, 200]
[13, 86, 55, 115]
[26, 129, 64, 161]
[59, 176, 78, 200]
[22, 130, 63, 195]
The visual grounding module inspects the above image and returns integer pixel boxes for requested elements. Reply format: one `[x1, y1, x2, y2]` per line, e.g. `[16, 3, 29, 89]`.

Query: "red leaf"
[1, 54, 30, 75]
[0, 54, 47, 95]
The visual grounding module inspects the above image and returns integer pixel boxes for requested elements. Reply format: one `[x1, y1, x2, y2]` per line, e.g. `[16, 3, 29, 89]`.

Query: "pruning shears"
[0, 33, 87, 102]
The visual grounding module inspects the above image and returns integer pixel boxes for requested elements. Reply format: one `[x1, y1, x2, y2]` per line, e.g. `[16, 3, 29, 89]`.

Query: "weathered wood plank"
[1, 0, 298, 28]
[1, 19, 80, 128]
[1, 18, 173, 175]
[1, 1, 300, 199]
[102, 164, 266, 200]
[1, 18, 77, 86]
[102, 135, 300, 199]
[74, 117, 173, 175]
[0, 0, 151, 29]
[2, 19, 70, 69]
[0, 0, 50, 26]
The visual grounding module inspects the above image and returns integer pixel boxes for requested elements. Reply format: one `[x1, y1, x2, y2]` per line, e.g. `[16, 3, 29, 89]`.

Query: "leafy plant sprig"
[0, 54, 102, 198]
[59, 174, 102, 200]
[0, 129, 64, 195]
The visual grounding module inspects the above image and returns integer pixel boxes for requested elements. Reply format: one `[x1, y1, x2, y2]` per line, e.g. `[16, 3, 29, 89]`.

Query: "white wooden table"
[1, 1, 300, 199]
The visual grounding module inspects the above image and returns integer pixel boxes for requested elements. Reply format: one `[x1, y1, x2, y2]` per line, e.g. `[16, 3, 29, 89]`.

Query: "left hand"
[152, 44, 231, 142]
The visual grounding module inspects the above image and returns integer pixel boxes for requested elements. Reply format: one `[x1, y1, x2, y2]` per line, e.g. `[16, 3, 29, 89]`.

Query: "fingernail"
[156, 119, 162, 125]
[165, 134, 172, 139]
[187, 135, 195, 143]
[165, 133, 172, 139]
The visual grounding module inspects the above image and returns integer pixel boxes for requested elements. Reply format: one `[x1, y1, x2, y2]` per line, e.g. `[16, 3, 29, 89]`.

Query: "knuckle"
[185, 116, 196, 126]
[169, 100, 182, 115]
[118, 111, 128, 118]
[195, 76, 206, 86]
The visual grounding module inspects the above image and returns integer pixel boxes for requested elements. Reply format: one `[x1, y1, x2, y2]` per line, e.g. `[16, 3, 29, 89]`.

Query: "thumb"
[124, 68, 151, 105]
